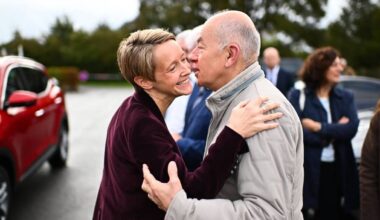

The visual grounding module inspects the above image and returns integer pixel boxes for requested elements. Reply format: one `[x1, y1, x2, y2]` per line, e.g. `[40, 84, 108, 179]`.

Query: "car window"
[5, 69, 19, 103]
[5, 67, 48, 103]
[21, 67, 49, 94]
[340, 80, 380, 110]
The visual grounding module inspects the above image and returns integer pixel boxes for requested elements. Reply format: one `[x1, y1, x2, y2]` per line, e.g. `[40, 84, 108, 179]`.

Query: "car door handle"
[35, 109, 45, 117]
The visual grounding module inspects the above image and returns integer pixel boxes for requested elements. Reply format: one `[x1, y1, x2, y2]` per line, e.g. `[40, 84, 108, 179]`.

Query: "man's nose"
[188, 47, 199, 62]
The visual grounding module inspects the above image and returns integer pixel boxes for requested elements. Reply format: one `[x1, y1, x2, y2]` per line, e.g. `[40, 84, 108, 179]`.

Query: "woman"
[93, 29, 281, 220]
[360, 100, 380, 220]
[288, 47, 360, 220]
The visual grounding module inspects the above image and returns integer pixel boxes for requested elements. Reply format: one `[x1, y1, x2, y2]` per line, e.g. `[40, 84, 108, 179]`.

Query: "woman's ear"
[134, 76, 153, 90]
[225, 43, 240, 68]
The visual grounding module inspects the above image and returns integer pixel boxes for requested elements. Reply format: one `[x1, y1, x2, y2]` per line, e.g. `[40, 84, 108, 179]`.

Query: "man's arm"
[142, 103, 304, 220]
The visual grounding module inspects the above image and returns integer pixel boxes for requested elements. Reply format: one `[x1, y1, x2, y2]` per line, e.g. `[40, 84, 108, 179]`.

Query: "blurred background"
[1, 0, 379, 85]
[1, 0, 380, 219]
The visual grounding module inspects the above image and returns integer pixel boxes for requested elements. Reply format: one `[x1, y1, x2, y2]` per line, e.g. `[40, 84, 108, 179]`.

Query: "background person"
[263, 47, 295, 96]
[172, 25, 212, 171]
[360, 99, 380, 220]
[288, 47, 360, 220]
[165, 29, 194, 134]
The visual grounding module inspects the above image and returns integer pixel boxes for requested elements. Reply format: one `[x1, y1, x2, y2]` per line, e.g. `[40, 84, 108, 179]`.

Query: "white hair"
[176, 29, 192, 46]
[185, 25, 203, 51]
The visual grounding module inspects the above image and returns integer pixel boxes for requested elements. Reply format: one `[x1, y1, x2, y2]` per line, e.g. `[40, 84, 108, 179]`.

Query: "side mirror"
[7, 90, 38, 108]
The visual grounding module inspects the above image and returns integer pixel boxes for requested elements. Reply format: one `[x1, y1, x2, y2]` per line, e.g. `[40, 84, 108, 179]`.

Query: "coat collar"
[304, 85, 344, 100]
[303, 85, 344, 111]
[133, 88, 165, 123]
[208, 61, 264, 103]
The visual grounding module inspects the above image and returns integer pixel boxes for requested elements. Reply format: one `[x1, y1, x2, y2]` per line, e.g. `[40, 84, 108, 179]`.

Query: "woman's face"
[151, 40, 193, 98]
[325, 57, 343, 85]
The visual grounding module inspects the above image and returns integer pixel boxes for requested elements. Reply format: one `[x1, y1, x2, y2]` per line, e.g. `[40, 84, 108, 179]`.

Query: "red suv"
[0, 56, 69, 220]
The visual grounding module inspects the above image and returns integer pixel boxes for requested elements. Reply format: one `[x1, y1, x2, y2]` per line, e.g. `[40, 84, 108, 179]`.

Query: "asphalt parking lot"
[8, 85, 133, 220]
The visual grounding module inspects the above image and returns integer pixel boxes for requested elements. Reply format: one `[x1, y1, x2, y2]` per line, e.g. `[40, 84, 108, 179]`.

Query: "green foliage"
[0, 1, 379, 76]
[47, 66, 80, 91]
[325, 0, 380, 76]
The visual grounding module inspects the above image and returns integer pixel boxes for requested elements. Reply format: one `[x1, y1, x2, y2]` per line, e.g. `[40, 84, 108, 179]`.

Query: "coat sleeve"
[130, 111, 245, 199]
[360, 112, 380, 220]
[165, 104, 304, 220]
[319, 91, 359, 140]
[288, 88, 330, 148]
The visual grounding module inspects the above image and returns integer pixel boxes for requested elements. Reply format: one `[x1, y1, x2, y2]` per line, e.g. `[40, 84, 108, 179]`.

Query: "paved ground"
[8, 86, 133, 220]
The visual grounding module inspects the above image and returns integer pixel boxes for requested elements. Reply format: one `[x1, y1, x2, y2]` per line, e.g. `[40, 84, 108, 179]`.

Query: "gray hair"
[186, 25, 203, 51]
[176, 29, 192, 43]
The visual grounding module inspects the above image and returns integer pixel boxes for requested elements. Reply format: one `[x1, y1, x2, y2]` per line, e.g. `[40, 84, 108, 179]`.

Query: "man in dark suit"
[170, 25, 212, 171]
[263, 47, 295, 96]
[174, 83, 212, 171]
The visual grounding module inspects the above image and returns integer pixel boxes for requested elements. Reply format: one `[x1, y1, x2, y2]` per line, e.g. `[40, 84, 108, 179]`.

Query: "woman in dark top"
[288, 47, 359, 220]
[360, 100, 380, 220]
[93, 29, 281, 220]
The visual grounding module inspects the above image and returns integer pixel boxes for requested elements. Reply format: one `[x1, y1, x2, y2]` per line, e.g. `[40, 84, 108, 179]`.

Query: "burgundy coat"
[93, 89, 246, 220]
[360, 110, 380, 220]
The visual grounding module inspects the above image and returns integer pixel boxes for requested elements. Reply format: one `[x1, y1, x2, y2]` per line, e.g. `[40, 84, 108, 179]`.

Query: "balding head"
[204, 10, 261, 64]
[263, 47, 281, 70]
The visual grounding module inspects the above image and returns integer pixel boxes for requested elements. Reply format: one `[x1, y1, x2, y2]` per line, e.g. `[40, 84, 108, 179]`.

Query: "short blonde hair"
[117, 29, 175, 87]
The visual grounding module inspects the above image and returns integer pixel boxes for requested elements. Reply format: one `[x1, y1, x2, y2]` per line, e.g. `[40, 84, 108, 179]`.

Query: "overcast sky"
[0, 0, 346, 45]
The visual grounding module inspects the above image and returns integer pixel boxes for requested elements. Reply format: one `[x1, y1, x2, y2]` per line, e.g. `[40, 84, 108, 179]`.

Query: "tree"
[326, 0, 380, 76]
[123, 0, 328, 52]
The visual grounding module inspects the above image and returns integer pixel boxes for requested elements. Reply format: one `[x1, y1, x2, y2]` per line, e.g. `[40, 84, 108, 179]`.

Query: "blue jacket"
[264, 67, 295, 96]
[288, 86, 360, 210]
[177, 84, 212, 171]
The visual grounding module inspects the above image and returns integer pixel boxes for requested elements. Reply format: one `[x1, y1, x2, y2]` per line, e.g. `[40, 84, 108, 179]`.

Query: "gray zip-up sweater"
[165, 62, 304, 220]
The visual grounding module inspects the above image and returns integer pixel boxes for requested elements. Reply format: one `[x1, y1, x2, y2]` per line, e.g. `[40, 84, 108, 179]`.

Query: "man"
[172, 26, 212, 171]
[263, 47, 295, 96]
[165, 30, 193, 134]
[142, 10, 304, 219]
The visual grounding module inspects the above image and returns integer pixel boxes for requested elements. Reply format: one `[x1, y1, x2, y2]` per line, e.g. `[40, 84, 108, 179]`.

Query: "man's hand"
[302, 118, 322, 132]
[171, 133, 182, 142]
[141, 161, 183, 211]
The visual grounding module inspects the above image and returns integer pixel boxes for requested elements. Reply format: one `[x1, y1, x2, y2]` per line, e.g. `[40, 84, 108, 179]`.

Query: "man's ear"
[225, 43, 240, 67]
[134, 76, 153, 90]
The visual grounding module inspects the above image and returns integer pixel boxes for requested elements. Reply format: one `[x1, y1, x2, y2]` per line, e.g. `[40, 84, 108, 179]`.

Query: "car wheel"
[0, 166, 11, 220]
[49, 124, 69, 168]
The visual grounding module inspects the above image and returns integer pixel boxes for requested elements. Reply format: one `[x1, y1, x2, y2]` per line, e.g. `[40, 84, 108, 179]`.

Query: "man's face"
[263, 50, 280, 70]
[151, 40, 192, 98]
[189, 24, 226, 91]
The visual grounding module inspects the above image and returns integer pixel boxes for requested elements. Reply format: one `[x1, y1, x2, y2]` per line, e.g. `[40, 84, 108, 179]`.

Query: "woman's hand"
[227, 97, 283, 138]
[302, 118, 322, 132]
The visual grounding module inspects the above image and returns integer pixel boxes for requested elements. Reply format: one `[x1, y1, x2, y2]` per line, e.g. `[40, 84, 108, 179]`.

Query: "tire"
[49, 124, 69, 168]
[0, 166, 11, 220]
